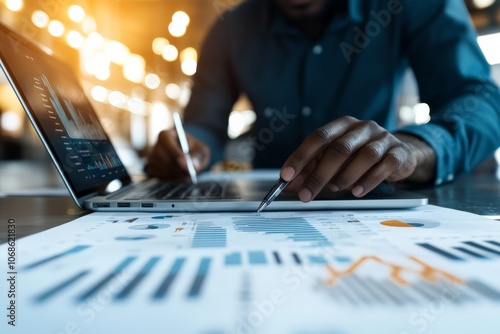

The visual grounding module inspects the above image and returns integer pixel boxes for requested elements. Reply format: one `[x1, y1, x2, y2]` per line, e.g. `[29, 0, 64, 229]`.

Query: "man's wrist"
[394, 133, 436, 183]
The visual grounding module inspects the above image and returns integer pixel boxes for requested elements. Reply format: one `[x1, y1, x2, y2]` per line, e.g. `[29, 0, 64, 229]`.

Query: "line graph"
[320, 255, 500, 306]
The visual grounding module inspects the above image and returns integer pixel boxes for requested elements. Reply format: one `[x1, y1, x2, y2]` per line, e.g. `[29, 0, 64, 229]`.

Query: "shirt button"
[302, 106, 312, 117]
[312, 45, 323, 55]
[264, 107, 273, 118]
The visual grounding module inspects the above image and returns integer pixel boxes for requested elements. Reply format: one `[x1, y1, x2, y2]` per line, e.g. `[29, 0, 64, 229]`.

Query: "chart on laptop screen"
[2, 205, 500, 334]
[0, 29, 128, 193]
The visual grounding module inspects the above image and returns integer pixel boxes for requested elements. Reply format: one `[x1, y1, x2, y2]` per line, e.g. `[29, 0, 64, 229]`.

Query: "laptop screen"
[0, 24, 131, 198]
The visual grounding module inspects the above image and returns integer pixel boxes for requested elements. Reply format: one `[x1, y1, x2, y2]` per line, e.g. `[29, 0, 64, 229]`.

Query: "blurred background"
[0, 0, 499, 185]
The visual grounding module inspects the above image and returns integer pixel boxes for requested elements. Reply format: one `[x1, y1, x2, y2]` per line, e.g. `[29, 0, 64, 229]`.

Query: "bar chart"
[31, 254, 214, 304]
[319, 255, 500, 307]
[40, 74, 107, 140]
[6, 206, 500, 333]
[22, 245, 91, 271]
[318, 275, 500, 306]
[191, 223, 227, 248]
[232, 216, 332, 247]
[417, 240, 500, 261]
[26, 248, 500, 312]
[24, 246, 354, 306]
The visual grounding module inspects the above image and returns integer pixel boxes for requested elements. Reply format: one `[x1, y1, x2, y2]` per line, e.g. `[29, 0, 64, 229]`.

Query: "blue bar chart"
[192, 223, 227, 248]
[22, 245, 91, 270]
[232, 216, 332, 247]
[224, 252, 242, 266]
[319, 276, 500, 306]
[152, 258, 186, 299]
[115, 257, 161, 300]
[248, 251, 267, 265]
[77, 256, 137, 301]
[188, 258, 211, 298]
[31, 255, 218, 304]
[418, 240, 500, 261]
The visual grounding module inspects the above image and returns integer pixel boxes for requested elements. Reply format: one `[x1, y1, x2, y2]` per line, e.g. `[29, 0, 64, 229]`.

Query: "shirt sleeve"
[396, 0, 500, 185]
[183, 12, 241, 166]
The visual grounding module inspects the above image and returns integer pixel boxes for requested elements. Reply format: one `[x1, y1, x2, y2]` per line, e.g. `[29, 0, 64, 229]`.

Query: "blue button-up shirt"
[184, 0, 500, 185]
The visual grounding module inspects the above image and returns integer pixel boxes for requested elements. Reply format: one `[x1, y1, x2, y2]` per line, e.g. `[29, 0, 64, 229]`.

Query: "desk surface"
[1, 159, 499, 243]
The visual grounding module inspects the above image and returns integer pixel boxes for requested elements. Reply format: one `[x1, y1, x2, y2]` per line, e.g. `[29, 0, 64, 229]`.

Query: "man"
[147, 0, 500, 202]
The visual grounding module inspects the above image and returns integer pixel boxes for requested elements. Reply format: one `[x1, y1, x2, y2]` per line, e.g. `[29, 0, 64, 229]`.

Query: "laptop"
[0, 22, 427, 212]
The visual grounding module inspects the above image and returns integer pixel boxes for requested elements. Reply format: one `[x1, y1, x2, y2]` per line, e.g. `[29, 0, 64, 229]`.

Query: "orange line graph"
[325, 256, 463, 286]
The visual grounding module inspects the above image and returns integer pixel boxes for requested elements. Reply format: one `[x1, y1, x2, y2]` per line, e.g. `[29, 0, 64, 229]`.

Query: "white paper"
[1, 205, 500, 334]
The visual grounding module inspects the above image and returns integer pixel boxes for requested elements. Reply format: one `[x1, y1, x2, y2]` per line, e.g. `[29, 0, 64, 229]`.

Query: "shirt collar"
[266, 0, 365, 36]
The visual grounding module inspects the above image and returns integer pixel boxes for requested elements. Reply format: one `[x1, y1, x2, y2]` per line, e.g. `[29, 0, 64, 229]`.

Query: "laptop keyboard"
[121, 181, 240, 200]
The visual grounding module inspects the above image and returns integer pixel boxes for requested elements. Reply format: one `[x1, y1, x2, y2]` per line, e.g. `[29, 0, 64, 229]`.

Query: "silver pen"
[172, 111, 198, 184]
[257, 177, 289, 212]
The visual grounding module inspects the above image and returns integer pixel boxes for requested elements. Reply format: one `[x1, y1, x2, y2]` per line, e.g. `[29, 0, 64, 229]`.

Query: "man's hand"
[280, 116, 436, 202]
[146, 129, 211, 180]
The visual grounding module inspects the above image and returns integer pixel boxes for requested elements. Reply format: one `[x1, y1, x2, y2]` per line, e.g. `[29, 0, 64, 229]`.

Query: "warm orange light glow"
[48, 20, 65, 37]
[165, 83, 181, 100]
[162, 44, 178, 62]
[32, 10, 49, 28]
[108, 91, 127, 108]
[172, 11, 190, 27]
[5, 0, 23, 12]
[68, 5, 86, 23]
[84, 52, 110, 77]
[168, 21, 186, 38]
[181, 58, 197, 76]
[152, 37, 169, 55]
[86, 32, 105, 50]
[123, 54, 146, 83]
[82, 17, 97, 34]
[145, 73, 161, 90]
[67, 31, 84, 49]
[106, 41, 130, 65]
[180, 47, 197, 62]
[91, 86, 108, 102]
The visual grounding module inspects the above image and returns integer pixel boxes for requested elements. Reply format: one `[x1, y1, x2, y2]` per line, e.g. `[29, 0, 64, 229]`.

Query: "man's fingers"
[147, 129, 210, 179]
[295, 121, 376, 201]
[280, 117, 353, 181]
[280, 116, 419, 202]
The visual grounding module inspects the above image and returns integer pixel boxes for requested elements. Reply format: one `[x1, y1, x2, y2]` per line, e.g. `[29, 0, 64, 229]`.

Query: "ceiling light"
[145, 73, 161, 90]
[48, 20, 65, 37]
[68, 5, 86, 23]
[477, 32, 500, 65]
[32, 10, 49, 28]
[162, 44, 178, 62]
[67, 31, 84, 49]
[168, 22, 186, 38]
[172, 11, 190, 27]
[472, 0, 495, 9]
[152, 37, 169, 55]
[5, 0, 23, 12]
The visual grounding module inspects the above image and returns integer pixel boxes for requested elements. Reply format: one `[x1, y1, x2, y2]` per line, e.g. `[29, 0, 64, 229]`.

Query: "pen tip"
[257, 202, 267, 213]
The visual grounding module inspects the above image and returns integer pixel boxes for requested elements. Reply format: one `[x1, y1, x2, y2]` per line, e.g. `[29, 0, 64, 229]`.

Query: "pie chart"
[380, 219, 440, 228]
